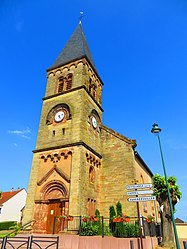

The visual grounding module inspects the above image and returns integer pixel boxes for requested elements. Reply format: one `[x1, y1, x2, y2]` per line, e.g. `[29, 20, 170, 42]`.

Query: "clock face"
[91, 116, 97, 128]
[54, 111, 65, 122]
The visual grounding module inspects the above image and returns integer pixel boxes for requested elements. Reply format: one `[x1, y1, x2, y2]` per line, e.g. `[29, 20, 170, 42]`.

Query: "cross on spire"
[79, 12, 84, 23]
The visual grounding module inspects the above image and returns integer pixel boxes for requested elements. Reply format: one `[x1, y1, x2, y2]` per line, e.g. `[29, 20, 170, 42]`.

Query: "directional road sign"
[127, 190, 154, 196]
[126, 183, 153, 190]
[128, 196, 156, 202]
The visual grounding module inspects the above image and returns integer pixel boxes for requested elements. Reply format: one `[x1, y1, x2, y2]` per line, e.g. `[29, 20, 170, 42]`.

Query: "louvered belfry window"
[66, 74, 73, 91]
[58, 77, 64, 93]
[57, 74, 73, 93]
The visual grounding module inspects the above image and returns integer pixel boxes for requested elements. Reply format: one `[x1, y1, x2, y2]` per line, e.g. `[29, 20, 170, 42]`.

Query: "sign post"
[130, 180, 144, 249]
[128, 196, 156, 202]
[126, 182, 154, 249]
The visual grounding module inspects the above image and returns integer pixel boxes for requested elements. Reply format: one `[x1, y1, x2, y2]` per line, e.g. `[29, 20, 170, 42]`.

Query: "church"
[23, 22, 155, 234]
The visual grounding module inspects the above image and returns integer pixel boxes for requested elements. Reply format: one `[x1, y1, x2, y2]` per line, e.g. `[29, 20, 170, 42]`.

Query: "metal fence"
[1, 236, 59, 249]
[0, 238, 5, 249]
[56, 215, 162, 238]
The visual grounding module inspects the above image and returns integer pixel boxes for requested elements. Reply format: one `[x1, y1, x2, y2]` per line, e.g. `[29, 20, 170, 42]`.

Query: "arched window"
[57, 74, 73, 93]
[89, 166, 95, 183]
[92, 84, 96, 98]
[88, 78, 97, 99]
[89, 78, 92, 93]
[65, 74, 73, 91]
[58, 77, 64, 93]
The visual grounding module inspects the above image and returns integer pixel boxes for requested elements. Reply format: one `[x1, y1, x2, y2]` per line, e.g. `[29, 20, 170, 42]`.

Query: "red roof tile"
[0, 189, 22, 205]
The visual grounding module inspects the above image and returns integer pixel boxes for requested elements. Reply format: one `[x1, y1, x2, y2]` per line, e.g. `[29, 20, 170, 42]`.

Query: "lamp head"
[151, 123, 161, 134]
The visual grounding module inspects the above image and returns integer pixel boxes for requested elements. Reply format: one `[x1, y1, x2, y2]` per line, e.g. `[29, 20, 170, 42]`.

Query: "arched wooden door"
[46, 200, 69, 234]
[41, 181, 69, 234]
[46, 200, 62, 234]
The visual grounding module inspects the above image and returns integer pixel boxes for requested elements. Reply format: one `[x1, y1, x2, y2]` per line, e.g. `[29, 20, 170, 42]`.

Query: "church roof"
[134, 151, 153, 177]
[50, 22, 96, 70]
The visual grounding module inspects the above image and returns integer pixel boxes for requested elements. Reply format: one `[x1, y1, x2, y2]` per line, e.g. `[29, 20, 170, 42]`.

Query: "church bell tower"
[23, 22, 104, 233]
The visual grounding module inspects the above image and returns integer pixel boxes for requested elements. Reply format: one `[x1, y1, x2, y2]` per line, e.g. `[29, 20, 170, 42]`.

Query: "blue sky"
[1, 0, 187, 221]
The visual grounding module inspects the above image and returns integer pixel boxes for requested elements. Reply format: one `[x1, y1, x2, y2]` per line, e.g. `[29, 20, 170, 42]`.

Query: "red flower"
[82, 217, 88, 222]
[67, 216, 74, 221]
[113, 217, 123, 223]
[124, 217, 130, 222]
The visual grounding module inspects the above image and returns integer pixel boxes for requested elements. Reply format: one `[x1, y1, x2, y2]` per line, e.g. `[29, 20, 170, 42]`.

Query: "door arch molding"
[41, 180, 68, 200]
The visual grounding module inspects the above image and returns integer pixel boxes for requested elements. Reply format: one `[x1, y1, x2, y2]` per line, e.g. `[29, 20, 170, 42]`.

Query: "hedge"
[0, 221, 17, 230]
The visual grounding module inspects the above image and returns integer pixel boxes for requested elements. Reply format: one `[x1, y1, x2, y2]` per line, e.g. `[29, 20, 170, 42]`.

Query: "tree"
[153, 173, 182, 247]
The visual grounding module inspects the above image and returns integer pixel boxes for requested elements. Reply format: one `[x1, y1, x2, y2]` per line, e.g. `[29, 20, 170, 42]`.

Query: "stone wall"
[99, 125, 137, 217]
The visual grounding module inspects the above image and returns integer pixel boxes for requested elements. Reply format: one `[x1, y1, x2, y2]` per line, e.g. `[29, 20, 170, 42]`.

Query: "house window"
[0, 208, 2, 214]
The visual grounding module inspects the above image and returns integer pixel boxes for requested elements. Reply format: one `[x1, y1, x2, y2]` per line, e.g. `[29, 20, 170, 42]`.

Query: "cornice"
[42, 85, 104, 112]
[101, 124, 137, 146]
[33, 141, 102, 159]
[47, 56, 104, 86]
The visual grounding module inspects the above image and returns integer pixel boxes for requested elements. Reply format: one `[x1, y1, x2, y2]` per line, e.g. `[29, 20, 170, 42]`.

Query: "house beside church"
[23, 22, 156, 234]
[0, 188, 27, 223]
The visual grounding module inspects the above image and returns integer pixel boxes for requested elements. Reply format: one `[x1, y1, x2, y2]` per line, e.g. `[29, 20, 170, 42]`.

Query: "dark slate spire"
[51, 22, 96, 70]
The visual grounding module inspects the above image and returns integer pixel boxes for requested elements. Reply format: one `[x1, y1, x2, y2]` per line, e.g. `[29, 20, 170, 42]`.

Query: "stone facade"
[23, 24, 156, 233]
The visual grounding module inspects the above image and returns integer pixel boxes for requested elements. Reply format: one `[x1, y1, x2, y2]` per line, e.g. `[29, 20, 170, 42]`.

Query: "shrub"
[109, 201, 140, 238]
[80, 209, 102, 236]
[95, 209, 100, 218]
[113, 222, 124, 237]
[104, 223, 113, 236]
[113, 223, 139, 238]
[80, 221, 100, 236]
[109, 206, 116, 220]
[109, 205, 116, 232]
[125, 223, 139, 238]
[0, 221, 17, 230]
[116, 201, 122, 217]
[94, 209, 102, 234]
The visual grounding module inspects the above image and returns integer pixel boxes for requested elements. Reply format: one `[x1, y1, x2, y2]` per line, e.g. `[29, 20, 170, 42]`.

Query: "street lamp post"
[151, 123, 180, 249]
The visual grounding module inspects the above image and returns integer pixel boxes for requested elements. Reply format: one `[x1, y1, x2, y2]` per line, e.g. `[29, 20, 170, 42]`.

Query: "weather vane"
[79, 12, 84, 23]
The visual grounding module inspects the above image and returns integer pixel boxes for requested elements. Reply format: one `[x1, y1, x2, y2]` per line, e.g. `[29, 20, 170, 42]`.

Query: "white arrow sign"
[128, 196, 156, 202]
[126, 183, 153, 190]
[127, 190, 154, 196]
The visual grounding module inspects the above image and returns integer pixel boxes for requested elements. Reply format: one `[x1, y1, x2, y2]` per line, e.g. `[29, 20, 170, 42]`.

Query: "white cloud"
[165, 139, 187, 150]
[8, 127, 31, 139]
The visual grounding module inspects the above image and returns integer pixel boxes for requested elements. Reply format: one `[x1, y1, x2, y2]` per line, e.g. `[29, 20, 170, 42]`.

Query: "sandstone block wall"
[99, 126, 137, 217]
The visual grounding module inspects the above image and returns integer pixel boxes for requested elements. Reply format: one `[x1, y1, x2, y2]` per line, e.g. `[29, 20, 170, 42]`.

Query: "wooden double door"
[46, 200, 68, 234]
